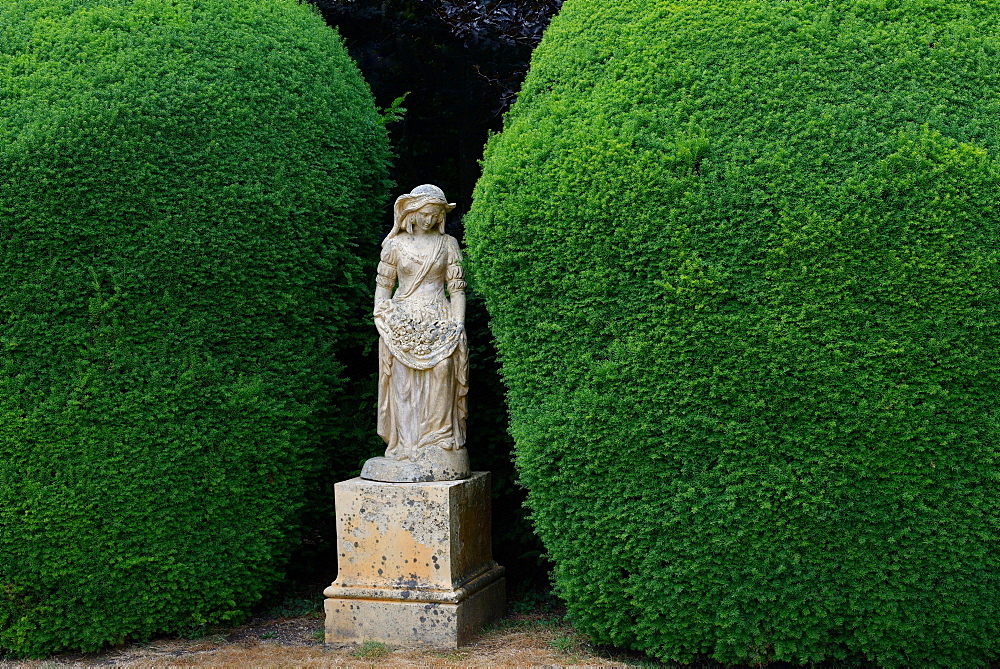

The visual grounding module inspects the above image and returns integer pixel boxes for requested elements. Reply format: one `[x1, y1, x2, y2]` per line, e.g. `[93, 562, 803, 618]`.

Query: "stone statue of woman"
[360, 184, 470, 482]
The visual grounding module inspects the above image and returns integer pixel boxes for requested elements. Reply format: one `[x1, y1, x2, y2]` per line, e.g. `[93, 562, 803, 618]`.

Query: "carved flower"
[384, 306, 461, 357]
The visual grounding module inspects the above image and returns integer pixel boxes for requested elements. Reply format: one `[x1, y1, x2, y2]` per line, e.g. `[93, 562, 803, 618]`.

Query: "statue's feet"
[360, 446, 470, 482]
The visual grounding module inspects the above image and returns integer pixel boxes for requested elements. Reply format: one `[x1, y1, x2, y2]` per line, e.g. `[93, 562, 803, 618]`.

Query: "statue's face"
[414, 203, 446, 232]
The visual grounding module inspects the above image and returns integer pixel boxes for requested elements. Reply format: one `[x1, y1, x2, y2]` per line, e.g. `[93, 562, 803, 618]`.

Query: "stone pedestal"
[323, 472, 505, 648]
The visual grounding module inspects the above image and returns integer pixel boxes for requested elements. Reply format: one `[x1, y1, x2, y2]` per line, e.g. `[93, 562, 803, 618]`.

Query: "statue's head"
[385, 185, 456, 245]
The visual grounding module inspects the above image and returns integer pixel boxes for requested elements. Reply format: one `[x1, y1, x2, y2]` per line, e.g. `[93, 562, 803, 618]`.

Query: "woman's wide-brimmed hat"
[393, 184, 456, 219]
[385, 184, 456, 246]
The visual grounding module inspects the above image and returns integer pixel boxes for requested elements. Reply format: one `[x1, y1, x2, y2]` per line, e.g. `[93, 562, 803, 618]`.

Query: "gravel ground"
[1, 609, 647, 667]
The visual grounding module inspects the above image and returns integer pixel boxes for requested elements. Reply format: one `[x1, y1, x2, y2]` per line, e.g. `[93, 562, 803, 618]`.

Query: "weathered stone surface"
[324, 576, 505, 648]
[360, 450, 470, 483]
[323, 472, 505, 647]
[369, 184, 470, 483]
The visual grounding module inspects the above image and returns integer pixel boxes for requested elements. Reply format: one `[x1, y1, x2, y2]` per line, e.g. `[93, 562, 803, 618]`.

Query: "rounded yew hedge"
[465, 0, 1000, 665]
[0, 0, 389, 656]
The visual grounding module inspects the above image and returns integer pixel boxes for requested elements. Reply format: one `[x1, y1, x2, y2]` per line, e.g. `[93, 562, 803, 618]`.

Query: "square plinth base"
[325, 576, 505, 648]
[323, 473, 506, 648]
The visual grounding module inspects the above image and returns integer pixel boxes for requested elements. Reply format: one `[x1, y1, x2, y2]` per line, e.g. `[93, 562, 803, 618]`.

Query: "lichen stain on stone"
[325, 475, 504, 647]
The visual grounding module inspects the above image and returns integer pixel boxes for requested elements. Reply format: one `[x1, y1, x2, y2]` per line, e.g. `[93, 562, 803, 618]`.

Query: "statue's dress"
[374, 234, 467, 460]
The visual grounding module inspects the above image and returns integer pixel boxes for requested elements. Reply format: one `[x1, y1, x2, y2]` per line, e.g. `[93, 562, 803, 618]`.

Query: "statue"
[360, 185, 470, 482]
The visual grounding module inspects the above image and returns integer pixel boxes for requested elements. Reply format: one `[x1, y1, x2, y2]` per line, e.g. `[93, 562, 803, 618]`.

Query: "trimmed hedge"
[465, 0, 1000, 665]
[0, 0, 390, 656]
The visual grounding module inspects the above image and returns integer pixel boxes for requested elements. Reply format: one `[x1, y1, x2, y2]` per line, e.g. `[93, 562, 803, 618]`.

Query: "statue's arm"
[450, 287, 466, 323]
[375, 284, 393, 306]
[446, 236, 466, 323]
[375, 242, 397, 312]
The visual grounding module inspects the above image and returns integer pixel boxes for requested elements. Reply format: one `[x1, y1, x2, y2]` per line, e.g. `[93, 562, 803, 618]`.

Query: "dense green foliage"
[0, 0, 390, 656]
[466, 0, 1000, 665]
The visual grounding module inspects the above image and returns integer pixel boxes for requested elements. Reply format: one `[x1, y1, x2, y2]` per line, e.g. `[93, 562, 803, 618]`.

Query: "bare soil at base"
[1, 610, 649, 668]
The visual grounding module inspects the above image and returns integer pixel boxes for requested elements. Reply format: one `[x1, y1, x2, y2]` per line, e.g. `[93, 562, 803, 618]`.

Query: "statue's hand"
[374, 299, 391, 317]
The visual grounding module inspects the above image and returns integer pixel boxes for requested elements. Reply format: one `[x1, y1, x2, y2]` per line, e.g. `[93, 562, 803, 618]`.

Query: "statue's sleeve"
[376, 242, 398, 290]
[445, 237, 466, 293]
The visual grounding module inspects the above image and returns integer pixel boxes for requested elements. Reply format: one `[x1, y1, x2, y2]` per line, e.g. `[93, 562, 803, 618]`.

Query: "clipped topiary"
[465, 0, 1000, 665]
[0, 0, 390, 656]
